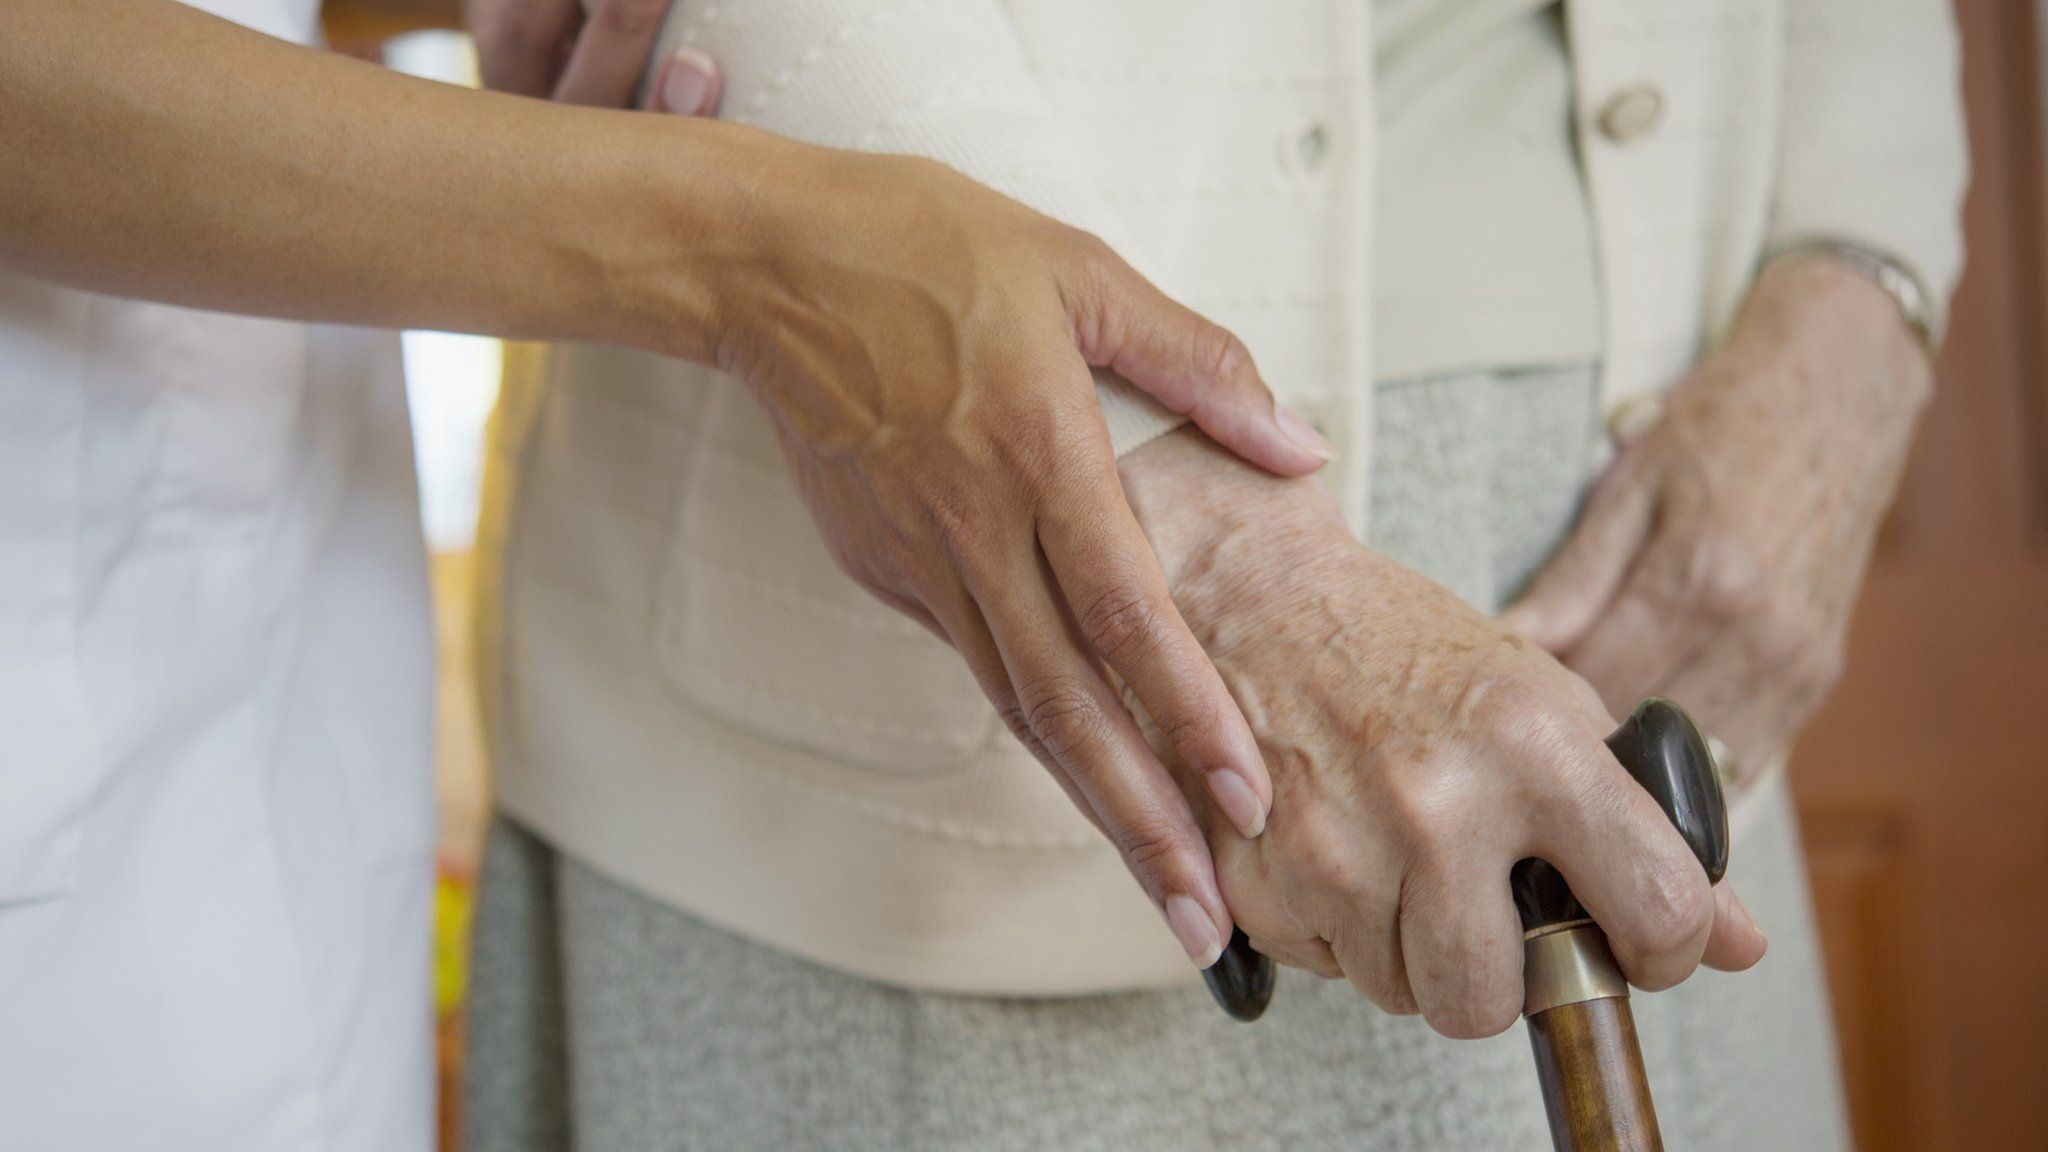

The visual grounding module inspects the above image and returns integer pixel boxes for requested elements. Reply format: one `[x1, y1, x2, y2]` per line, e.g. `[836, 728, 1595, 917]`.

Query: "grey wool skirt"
[462, 365, 1852, 1151]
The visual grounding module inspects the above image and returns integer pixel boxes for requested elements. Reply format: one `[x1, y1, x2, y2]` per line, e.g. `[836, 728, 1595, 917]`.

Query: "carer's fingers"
[923, 584, 1109, 841]
[1036, 471, 1271, 839]
[1055, 241, 1335, 478]
[965, 546, 1233, 969]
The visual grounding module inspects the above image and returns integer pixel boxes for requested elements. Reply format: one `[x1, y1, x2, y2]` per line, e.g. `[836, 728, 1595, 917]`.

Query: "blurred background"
[323, 2, 2048, 1147]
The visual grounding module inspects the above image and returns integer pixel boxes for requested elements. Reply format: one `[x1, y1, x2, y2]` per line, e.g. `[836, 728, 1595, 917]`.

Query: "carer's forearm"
[0, 0, 752, 357]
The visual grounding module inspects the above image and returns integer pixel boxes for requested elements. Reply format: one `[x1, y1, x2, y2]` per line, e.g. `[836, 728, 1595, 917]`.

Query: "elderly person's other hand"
[470, 0, 1343, 967]
[1504, 257, 1934, 780]
[1120, 429, 1768, 1036]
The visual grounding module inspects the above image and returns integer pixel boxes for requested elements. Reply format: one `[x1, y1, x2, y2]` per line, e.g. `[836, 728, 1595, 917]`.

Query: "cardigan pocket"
[653, 386, 1004, 778]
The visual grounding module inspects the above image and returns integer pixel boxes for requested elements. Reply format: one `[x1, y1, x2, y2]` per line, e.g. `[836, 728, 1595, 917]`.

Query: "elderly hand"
[469, 0, 721, 113]
[1120, 428, 1767, 1037]
[1504, 256, 1935, 781]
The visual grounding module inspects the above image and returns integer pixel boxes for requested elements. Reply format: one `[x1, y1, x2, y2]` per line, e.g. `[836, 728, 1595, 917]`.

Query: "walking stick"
[1203, 699, 1730, 1152]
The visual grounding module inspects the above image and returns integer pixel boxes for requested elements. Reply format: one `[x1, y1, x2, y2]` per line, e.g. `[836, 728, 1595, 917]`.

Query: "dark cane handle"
[1201, 699, 1727, 1023]
[1513, 698, 1727, 1151]
[1511, 698, 1728, 933]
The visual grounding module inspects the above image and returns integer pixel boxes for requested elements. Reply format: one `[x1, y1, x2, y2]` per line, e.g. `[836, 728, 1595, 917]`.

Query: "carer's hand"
[469, 0, 721, 114]
[712, 141, 1339, 967]
[1505, 256, 1934, 780]
[465, 11, 1341, 963]
[1121, 428, 1767, 1034]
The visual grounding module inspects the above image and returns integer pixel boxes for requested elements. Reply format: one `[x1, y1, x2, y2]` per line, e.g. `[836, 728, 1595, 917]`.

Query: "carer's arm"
[2, 0, 1323, 969]
[0, 0, 736, 349]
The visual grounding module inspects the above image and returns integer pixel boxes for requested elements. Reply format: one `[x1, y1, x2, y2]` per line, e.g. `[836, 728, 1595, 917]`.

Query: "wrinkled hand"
[469, 0, 721, 114]
[1505, 256, 1935, 777]
[1121, 428, 1767, 1036]
[705, 142, 1340, 968]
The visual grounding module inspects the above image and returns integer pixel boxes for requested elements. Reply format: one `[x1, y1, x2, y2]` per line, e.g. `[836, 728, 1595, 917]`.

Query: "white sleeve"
[1767, 0, 1970, 337]
[649, 0, 1185, 455]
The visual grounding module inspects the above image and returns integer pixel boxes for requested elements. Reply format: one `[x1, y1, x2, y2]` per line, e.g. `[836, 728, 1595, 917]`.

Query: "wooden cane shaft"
[1526, 997, 1663, 1152]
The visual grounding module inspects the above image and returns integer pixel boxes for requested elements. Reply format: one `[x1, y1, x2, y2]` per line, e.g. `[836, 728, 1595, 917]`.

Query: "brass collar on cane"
[1522, 919, 1628, 1018]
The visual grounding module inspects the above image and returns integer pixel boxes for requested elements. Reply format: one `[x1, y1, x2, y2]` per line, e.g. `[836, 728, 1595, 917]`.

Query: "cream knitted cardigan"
[480, 0, 1966, 995]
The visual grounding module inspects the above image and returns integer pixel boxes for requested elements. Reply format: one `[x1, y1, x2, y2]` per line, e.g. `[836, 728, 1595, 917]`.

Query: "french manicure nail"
[660, 48, 718, 115]
[1165, 894, 1224, 969]
[1207, 770, 1267, 838]
[1275, 404, 1337, 462]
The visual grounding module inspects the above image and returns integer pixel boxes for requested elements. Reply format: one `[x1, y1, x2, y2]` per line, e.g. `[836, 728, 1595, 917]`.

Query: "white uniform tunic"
[0, 3, 436, 1147]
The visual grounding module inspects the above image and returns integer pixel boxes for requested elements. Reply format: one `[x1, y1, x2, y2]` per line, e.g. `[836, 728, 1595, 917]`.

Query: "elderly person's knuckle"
[1556, 674, 1609, 724]
[1433, 985, 1522, 1041]
[1430, 950, 1523, 1039]
[1497, 688, 1584, 759]
[1339, 953, 1411, 1013]
[1341, 947, 1419, 1015]
[1751, 603, 1809, 669]
[1226, 889, 1296, 948]
[1466, 672, 1546, 727]
[1381, 766, 1460, 852]
[1692, 532, 1767, 622]
[1473, 982, 1525, 1037]
[1633, 857, 1712, 961]
[1374, 981, 1422, 1016]
[1259, 935, 1344, 982]
[1290, 815, 1368, 898]
[1301, 953, 1347, 983]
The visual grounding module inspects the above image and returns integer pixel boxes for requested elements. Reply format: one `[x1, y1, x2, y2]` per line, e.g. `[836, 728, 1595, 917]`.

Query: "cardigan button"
[1595, 83, 1665, 145]
[1278, 120, 1329, 176]
[1295, 122, 1328, 171]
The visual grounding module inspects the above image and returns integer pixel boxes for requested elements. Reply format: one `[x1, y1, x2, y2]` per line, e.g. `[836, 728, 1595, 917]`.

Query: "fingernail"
[1274, 404, 1336, 463]
[659, 48, 719, 116]
[1165, 894, 1224, 969]
[1207, 770, 1267, 839]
